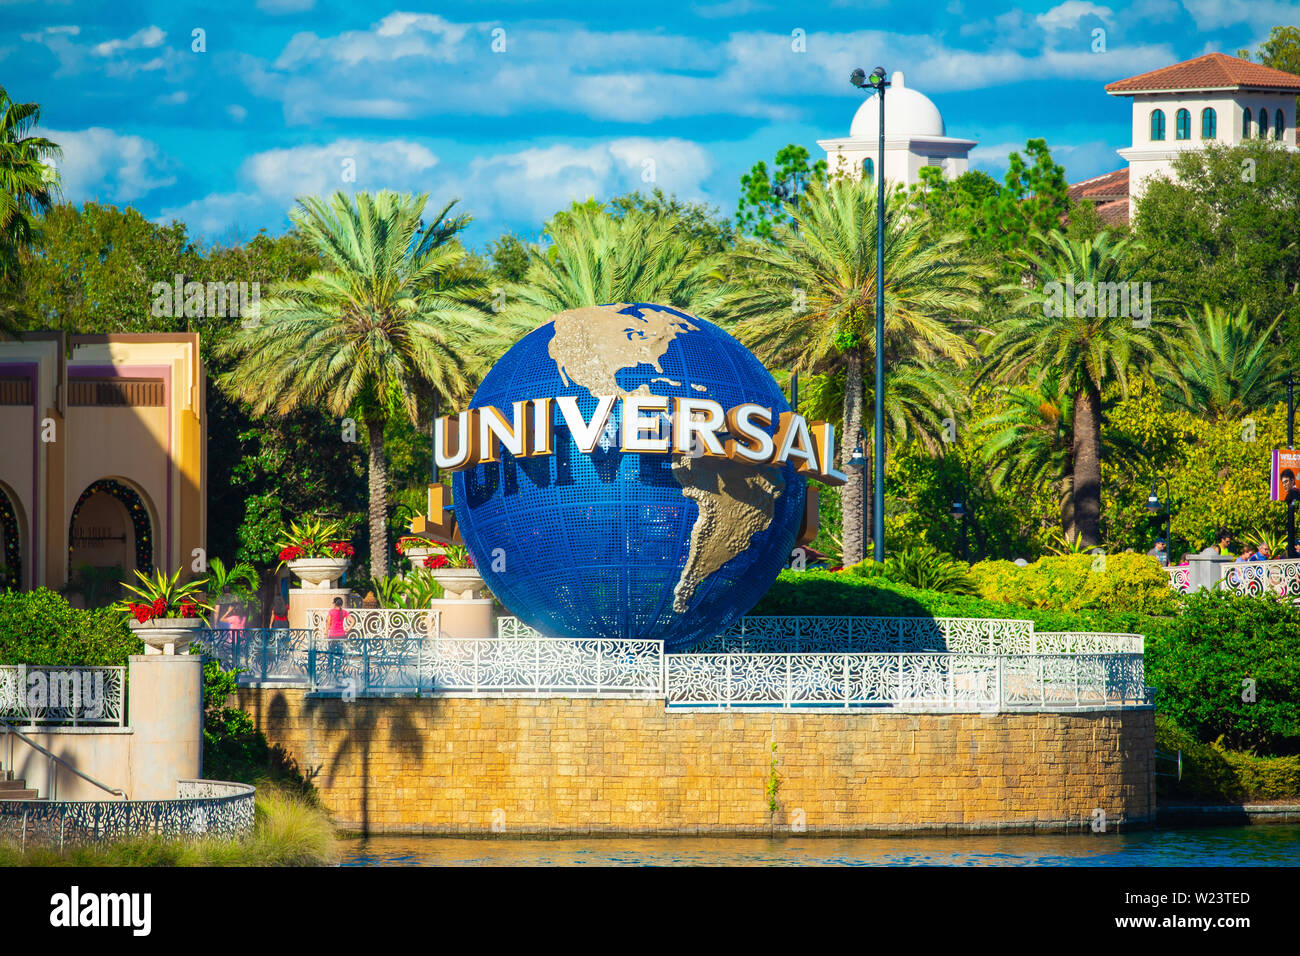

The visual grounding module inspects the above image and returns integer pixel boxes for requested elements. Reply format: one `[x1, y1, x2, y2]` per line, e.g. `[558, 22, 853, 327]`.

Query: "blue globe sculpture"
[453, 302, 806, 650]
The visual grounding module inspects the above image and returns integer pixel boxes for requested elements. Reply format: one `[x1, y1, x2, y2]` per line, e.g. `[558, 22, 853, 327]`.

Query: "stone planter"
[402, 545, 446, 567]
[131, 617, 204, 656]
[430, 567, 486, 601]
[286, 557, 351, 589]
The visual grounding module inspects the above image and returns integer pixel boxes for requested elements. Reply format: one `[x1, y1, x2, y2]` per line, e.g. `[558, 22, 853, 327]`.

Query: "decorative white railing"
[306, 635, 664, 697]
[194, 629, 314, 683]
[307, 608, 440, 641]
[1167, 566, 1190, 593]
[1219, 558, 1300, 600]
[665, 653, 1149, 711]
[0, 666, 125, 727]
[0, 780, 255, 847]
[1033, 632, 1145, 654]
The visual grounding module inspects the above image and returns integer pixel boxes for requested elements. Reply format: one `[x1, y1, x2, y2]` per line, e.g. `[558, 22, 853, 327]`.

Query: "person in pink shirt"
[323, 597, 351, 686]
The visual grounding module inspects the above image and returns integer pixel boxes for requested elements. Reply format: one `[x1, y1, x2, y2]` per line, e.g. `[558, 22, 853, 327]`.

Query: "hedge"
[1156, 716, 1300, 802]
[969, 553, 1178, 615]
[0, 588, 141, 666]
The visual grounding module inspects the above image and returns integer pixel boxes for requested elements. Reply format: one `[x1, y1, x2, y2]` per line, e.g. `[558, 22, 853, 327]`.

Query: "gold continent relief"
[546, 303, 782, 611]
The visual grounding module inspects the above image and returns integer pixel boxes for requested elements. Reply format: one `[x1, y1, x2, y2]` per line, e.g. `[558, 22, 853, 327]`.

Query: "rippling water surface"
[342, 825, 1300, 866]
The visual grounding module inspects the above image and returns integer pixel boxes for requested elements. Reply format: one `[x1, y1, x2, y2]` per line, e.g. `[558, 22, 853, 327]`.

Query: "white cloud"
[1179, 0, 1300, 32]
[92, 25, 165, 57]
[157, 136, 715, 239]
[41, 127, 175, 202]
[155, 90, 188, 106]
[226, 104, 248, 122]
[1036, 1, 1114, 32]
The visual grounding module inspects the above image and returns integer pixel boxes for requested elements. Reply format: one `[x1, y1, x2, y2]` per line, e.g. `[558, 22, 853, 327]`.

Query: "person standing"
[268, 596, 289, 629]
[324, 596, 351, 686]
[1146, 538, 1168, 567]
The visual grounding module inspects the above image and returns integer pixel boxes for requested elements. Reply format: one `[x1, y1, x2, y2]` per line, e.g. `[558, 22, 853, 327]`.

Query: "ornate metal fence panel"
[194, 628, 313, 683]
[665, 652, 1147, 711]
[0, 780, 255, 847]
[1167, 566, 1190, 593]
[0, 666, 125, 726]
[683, 615, 1037, 654]
[1033, 632, 1144, 654]
[308, 608, 440, 642]
[1219, 559, 1300, 601]
[420, 637, 663, 695]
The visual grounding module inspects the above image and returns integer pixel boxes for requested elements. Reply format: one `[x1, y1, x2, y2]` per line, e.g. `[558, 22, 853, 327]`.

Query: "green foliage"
[608, 188, 734, 254]
[1134, 141, 1300, 366]
[1145, 591, 1300, 755]
[204, 557, 259, 605]
[1157, 715, 1300, 803]
[116, 567, 212, 619]
[969, 553, 1178, 614]
[736, 144, 827, 238]
[1167, 303, 1288, 422]
[1238, 25, 1300, 75]
[751, 570, 1152, 635]
[848, 544, 978, 595]
[486, 232, 531, 283]
[0, 84, 62, 284]
[0, 588, 141, 665]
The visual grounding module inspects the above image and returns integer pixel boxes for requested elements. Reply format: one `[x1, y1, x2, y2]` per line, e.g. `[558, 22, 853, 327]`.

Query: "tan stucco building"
[0, 333, 206, 595]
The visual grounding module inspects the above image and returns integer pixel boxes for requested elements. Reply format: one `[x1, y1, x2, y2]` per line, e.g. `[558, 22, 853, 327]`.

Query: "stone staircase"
[0, 770, 40, 800]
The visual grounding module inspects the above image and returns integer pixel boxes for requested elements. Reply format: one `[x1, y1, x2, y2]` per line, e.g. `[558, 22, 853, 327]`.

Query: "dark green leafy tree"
[487, 233, 531, 284]
[735, 144, 827, 238]
[1166, 304, 1289, 422]
[1134, 140, 1300, 366]
[609, 188, 735, 254]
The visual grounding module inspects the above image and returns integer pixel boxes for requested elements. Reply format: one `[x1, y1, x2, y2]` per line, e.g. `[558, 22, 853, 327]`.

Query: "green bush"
[969, 553, 1178, 615]
[1156, 716, 1300, 803]
[0, 588, 141, 666]
[847, 545, 978, 595]
[1144, 591, 1300, 755]
[201, 660, 313, 796]
[751, 570, 1157, 635]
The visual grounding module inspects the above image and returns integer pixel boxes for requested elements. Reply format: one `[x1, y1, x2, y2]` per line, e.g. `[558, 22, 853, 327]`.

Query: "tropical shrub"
[847, 545, 978, 595]
[274, 517, 354, 567]
[0, 588, 141, 665]
[1156, 716, 1300, 802]
[200, 660, 311, 793]
[1144, 591, 1300, 755]
[969, 553, 1177, 614]
[115, 567, 211, 623]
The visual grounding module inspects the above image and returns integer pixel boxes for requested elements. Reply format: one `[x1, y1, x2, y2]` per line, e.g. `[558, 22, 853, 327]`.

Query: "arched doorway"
[0, 484, 22, 591]
[68, 479, 154, 604]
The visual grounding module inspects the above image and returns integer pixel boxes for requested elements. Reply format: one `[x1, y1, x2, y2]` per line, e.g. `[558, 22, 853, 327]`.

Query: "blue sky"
[3, 0, 1292, 250]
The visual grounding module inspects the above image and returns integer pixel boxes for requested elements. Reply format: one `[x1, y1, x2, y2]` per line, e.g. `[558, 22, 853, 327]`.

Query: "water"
[342, 825, 1300, 866]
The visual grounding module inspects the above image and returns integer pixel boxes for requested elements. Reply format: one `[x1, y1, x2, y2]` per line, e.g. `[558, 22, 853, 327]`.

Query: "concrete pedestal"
[431, 598, 495, 639]
[127, 654, 203, 800]
[1187, 553, 1235, 591]
[289, 586, 351, 631]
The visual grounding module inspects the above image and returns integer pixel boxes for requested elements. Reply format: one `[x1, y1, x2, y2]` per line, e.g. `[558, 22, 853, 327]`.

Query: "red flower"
[179, 601, 197, 618]
[279, 545, 303, 562]
[828, 565, 845, 573]
[129, 602, 153, 624]
[151, 597, 168, 616]
[425, 554, 448, 569]
[328, 542, 355, 557]
[465, 554, 475, 568]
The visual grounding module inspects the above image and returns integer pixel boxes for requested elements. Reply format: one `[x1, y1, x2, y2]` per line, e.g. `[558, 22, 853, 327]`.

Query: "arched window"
[1150, 109, 1166, 141]
[1201, 107, 1216, 139]
[1260, 108, 1269, 138]
[862, 156, 874, 179]
[1175, 108, 1191, 140]
[1243, 107, 1252, 138]
[1276, 110, 1287, 140]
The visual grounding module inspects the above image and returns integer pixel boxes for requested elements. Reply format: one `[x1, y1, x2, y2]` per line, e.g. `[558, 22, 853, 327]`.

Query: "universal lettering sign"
[434, 396, 849, 487]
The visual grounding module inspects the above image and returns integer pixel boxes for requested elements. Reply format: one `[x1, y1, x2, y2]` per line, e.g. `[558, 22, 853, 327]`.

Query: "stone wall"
[237, 688, 1156, 835]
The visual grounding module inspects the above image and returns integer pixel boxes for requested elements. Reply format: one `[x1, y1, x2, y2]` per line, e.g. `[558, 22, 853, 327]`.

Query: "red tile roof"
[1068, 167, 1129, 203]
[1066, 168, 1130, 228]
[1107, 52, 1300, 94]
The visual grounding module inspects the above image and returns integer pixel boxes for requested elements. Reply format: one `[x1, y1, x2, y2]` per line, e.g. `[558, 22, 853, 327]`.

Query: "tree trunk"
[366, 413, 389, 579]
[1071, 386, 1102, 547]
[1058, 473, 1075, 542]
[841, 350, 866, 565]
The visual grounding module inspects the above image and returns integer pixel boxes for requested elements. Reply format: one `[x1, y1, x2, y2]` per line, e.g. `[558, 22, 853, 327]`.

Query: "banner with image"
[1272, 449, 1300, 502]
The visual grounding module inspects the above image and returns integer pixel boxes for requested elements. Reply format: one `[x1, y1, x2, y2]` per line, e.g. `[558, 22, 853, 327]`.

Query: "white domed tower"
[817, 71, 976, 187]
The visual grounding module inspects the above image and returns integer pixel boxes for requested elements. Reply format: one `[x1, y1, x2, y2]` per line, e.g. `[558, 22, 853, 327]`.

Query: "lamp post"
[850, 65, 889, 563]
[950, 499, 968, 562]
[848, 428, 869, 564]
[1287, 375, 1296, 558]
[1146, 477, 1172, 566]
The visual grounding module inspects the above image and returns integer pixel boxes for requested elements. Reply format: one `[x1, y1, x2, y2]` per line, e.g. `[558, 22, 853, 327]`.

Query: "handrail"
[1, 717, 128, 801]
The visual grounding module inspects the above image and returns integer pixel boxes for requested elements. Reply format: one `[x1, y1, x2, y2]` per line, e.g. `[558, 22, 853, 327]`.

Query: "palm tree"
[1166, 304, 1287, 422]
[0, 85, 61, 284]
[219, 190, 494, 578]
[503, 203, 728, 331]
[724, 177, 988, 564]
[982, 230, 1179, 546]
